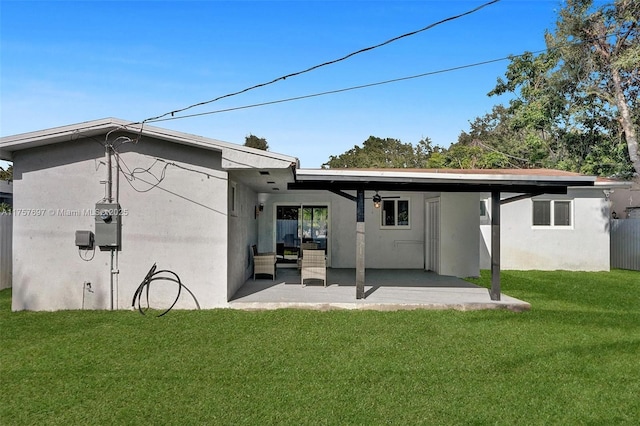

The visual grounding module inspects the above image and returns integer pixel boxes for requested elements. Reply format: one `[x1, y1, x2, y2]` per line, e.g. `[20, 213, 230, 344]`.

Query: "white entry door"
[425, 198, 440, 273]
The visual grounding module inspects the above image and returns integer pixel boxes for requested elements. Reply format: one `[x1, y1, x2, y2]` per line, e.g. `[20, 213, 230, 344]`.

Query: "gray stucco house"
[1, 118, 617, 311]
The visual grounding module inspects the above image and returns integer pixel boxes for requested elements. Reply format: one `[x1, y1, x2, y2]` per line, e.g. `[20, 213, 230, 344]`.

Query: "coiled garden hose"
[132, 263, 200, 317]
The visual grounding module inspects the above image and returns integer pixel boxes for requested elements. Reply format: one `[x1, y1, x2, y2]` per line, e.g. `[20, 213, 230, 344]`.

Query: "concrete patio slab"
[229, 268, 530, 312]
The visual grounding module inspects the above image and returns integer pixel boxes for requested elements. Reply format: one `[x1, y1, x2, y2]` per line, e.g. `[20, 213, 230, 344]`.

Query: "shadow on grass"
[498, 338, 640, 372]
[461, 307, 640, 332]
[0, 288, 10, 312]
[467, 269, 640, 313]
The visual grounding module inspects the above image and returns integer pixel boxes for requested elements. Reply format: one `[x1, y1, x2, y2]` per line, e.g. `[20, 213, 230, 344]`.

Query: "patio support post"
[490, 190, 501, 301]
[356, 188, 365, 299]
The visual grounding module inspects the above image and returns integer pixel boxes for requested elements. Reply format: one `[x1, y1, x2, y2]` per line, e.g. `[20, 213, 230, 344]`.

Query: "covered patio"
[229, 268, 530, 312]
[285, 169, 596, 303]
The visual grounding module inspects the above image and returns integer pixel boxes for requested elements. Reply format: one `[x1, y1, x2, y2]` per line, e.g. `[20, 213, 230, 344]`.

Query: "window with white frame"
[532, 200, 572, 227]
[381, 199, 410, 228]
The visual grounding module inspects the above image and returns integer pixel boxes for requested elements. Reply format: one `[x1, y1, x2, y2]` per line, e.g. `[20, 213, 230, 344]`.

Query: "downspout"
[106, 144, 112, 203]
[114, 150, 120, 309]
[106, 143, 115, 310]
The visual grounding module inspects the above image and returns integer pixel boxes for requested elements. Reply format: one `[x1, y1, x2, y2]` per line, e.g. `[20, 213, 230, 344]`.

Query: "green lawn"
[1, 270, 639, 425]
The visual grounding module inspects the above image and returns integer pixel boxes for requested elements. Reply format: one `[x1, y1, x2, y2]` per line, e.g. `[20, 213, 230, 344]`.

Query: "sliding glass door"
[276, 205, 328, 265]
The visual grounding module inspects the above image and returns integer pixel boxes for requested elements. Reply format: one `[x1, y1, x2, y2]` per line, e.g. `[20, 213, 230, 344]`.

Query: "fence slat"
[611, 219, 640, 271]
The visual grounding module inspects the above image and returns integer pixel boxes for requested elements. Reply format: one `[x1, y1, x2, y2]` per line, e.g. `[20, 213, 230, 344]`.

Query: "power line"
[134, 0, 500, 126]
[145, 30, 625, 125]
[146, 56, 512, 124]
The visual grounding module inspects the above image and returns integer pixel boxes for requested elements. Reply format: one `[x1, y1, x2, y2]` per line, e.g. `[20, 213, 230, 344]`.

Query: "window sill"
[531, 225, 574, 230]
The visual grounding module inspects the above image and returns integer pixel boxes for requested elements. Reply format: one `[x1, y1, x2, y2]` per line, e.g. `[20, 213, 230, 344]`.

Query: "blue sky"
[0, 0, 589, 168]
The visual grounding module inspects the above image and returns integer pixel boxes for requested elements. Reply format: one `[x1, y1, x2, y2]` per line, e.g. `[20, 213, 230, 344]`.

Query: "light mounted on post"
[372, 192, 382, 209]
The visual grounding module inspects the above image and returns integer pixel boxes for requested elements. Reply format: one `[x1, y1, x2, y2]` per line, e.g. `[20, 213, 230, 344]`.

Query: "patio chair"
[301, 249, 326, 287]
[297, 242, 319, 269]
[251, 245, 276, 280]
[300, 242, 319, 251]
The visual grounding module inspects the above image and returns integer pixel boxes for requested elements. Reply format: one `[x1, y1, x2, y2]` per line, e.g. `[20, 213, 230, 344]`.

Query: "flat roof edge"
[295, 168, 596, 184]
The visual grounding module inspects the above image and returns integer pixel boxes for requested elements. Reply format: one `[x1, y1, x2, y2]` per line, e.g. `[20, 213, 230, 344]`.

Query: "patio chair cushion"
[301, 249, 326, 287]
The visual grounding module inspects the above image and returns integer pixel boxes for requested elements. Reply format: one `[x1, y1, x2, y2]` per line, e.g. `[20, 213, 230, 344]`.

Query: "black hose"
[131, 263, 200, 317]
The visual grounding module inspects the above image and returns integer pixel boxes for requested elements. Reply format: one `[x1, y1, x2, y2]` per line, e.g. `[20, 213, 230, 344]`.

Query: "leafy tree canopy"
[322, 136, 437, 168]
[244, 134, 269, 151]
[436, 0, 638, 179]
[0, 165, 12, 180]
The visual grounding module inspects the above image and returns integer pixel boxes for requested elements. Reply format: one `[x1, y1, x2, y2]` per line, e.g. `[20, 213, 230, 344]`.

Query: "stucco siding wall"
[364, 193, 425, 269]
[480, 189, 610, 271]
[227, 179, 258, 300]
[12, 135, 228, 311]
[439, 192, 480, 278]
[609, 185, 640, 219]
[0, 213, 12, 289]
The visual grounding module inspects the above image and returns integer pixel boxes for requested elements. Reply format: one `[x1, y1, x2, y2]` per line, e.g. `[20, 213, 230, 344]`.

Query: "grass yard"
[1, 270, 639, 425]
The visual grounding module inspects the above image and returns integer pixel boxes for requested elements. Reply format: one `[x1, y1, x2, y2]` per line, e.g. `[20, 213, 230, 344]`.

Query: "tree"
[547, 0, 639, 177]
[323, 136, 433, 168]
[488, 50, 569, 167]
[454, 105, 541, 169]
[244, 134, 268, 150]
[476, 1, 637, 178]
[0, 165, 12, 180]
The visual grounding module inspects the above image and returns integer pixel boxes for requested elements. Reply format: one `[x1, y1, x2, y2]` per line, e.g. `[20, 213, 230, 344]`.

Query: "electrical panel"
[75, 230, 94, 248]
[95, 202, 122, 248]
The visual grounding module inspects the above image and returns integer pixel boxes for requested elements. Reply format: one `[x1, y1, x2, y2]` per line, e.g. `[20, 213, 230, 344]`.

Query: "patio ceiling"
[229, 167, 296, 194]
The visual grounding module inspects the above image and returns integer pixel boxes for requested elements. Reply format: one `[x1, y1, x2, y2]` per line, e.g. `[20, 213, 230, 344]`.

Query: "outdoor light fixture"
[255, 203, 265, 219]
[372, 193, 382, 209]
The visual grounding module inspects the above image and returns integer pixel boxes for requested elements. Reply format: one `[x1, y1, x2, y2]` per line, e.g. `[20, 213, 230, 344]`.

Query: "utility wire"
[146, 57, 511, 124]
[144, 30, 625, 125]
[135, 0, 500, 125]
[114, 151, 225, 214]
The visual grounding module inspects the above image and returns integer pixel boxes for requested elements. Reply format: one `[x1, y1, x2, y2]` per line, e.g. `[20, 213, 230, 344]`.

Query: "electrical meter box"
[75, 230, 94, 248]
[95, 202, 122, 248]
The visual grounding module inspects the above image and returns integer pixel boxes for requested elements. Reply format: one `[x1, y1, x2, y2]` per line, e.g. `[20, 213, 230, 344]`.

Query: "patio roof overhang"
[288, 168, 596, 193]
[288, 168, 597, 303]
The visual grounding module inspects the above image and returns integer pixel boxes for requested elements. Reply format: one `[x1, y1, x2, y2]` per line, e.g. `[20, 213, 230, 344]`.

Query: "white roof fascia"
[591, 180, 634, 189]
[137, 125, 298, 170]
[296, 168, 597, 185]
[0, 118, 123, 159]
[0, 118, 299, 170]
